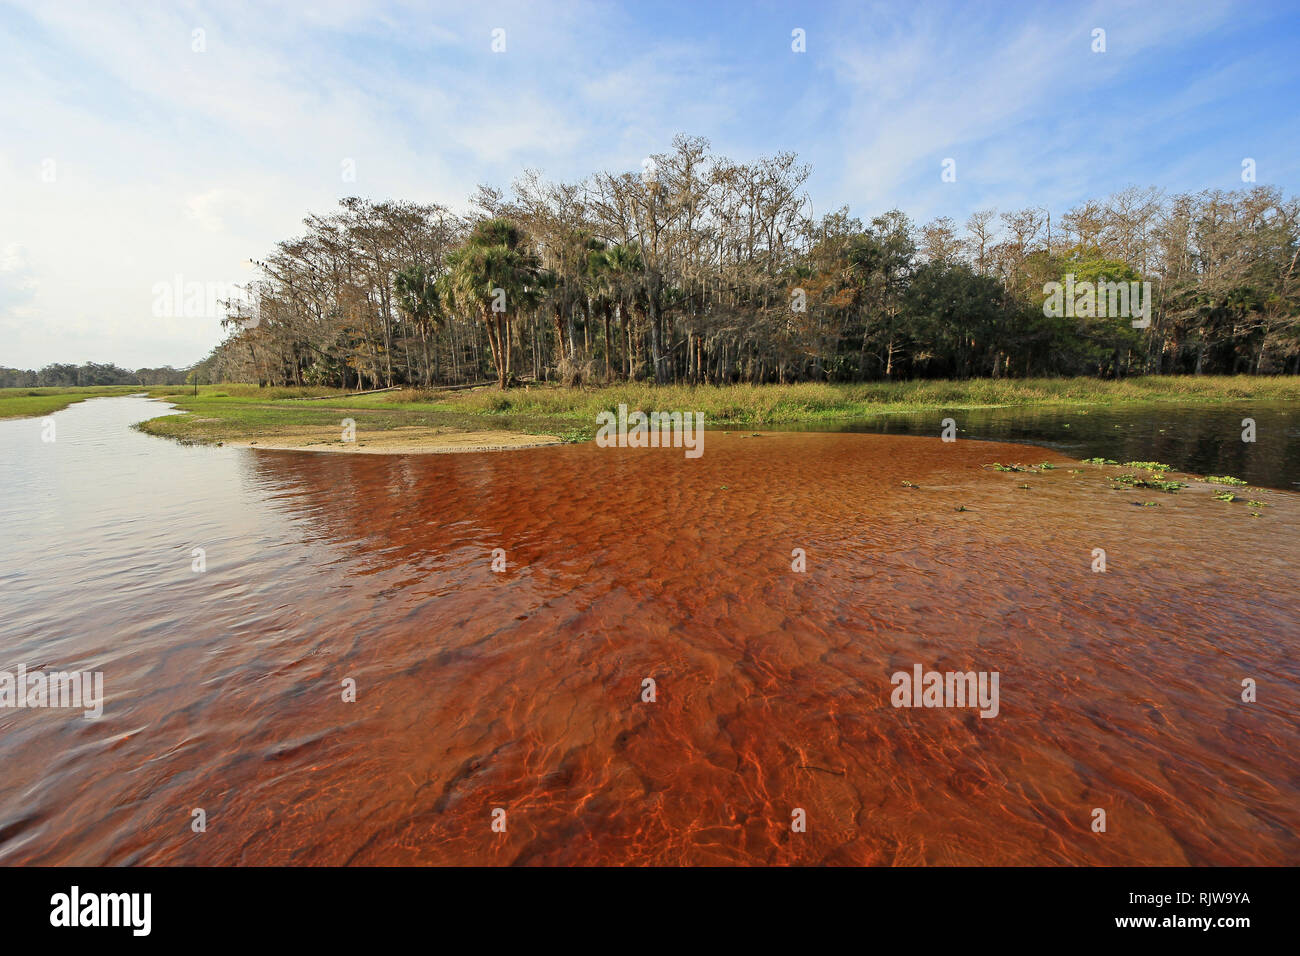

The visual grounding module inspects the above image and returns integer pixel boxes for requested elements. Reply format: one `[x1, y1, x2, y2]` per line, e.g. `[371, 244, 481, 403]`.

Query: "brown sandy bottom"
[1, 432, 1296, 865]
[227, 424, 562, 453]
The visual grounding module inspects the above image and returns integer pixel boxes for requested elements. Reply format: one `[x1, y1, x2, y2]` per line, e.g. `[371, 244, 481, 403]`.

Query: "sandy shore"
[225, 424, 563, 454]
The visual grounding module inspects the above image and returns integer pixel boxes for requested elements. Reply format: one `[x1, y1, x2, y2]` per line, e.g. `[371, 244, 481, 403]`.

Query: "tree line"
[0, 362, 190, 389]
[202, 134, 1300, 389]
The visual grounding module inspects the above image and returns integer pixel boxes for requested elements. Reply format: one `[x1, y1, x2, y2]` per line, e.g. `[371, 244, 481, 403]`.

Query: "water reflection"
[770, 401, 1299, 490]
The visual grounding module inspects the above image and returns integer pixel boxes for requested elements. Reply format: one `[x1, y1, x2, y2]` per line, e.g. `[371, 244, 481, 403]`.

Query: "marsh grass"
[123, 375, 1300, 446]
[418, 375, 1300, 429]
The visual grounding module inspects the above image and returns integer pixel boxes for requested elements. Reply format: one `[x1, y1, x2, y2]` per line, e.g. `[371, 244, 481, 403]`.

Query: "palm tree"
[602, 242, 646, 379]
[394, 264, 442, 386]
[543, 229, 604, 373]
[445, 219, 545, 388]
[581, 239, 615, 379]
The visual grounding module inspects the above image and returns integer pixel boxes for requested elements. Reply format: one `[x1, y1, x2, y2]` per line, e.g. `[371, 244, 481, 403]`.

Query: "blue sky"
[1, 0, 1297, 368]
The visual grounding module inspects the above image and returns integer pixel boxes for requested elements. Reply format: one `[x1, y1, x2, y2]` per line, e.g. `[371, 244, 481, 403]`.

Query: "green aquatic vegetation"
[954, 505, 968, 512]
[1116, 473, 1185, 492]
[1205, 475, 1247, 486]
[1212, 491, 1237, 502]
[988, 462, 1035, 472]
[1140, 501, 1161, 507]
[1035, 462, 1056, 470]
[1082, 457, 1118, 465]
[1123, 461, 1170, 471]
[1247, 500, 1265, 508]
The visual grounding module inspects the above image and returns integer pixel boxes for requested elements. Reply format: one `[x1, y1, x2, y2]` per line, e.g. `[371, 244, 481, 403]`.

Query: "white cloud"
[0, 0, 1285, 369]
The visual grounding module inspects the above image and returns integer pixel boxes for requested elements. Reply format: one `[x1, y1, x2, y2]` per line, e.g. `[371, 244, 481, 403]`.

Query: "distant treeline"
[0, 363, 191, 389]
[199, 134, 1299, 389]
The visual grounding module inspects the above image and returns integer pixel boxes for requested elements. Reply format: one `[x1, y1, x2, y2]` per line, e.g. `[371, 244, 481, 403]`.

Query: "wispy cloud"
[0, 0, 1296, 367]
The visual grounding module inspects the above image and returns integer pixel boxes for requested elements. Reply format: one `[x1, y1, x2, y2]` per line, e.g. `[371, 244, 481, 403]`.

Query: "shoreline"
[127, 376, 1299, 449]
[225, 425, 563, 454]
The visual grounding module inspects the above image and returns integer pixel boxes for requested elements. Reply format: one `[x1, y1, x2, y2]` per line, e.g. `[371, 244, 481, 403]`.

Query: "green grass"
[0, 385, 141, 419]
[128, 375, 1300, 446]
[417, 375, 1300, 430]
[134, 383, 580, 444]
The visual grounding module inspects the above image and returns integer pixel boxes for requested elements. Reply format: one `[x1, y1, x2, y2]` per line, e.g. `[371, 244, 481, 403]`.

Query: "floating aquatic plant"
[1115, 474, 1185, 492]
[988, 462, 1035, 472]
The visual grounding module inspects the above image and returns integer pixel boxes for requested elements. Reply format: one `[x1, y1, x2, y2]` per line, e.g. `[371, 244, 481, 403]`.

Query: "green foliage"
[1115, 473, 1185, 491]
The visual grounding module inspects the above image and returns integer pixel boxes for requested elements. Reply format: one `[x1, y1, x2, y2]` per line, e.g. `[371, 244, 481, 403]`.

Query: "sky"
[1, 0, 1297, 370]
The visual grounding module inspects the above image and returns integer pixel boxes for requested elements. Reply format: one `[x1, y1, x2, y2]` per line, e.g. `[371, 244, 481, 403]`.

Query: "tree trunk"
[553, 303, 565, 371]
[483, 310, 502, 386]
[603, 304, 613, 380]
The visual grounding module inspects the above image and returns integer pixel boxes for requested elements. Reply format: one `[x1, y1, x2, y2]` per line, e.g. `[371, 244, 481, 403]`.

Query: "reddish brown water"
[1, 397, 1297, 865]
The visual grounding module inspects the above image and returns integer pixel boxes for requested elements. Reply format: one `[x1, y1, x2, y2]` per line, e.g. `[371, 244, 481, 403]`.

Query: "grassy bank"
[429, 376, 1300, 426]
[132, 376, 1300, 446]
[135, 384, 588, 445]
[0, 385, 140, 419]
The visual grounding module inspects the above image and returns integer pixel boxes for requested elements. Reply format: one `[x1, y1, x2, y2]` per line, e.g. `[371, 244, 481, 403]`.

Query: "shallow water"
[0, 396, 1296, 865]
